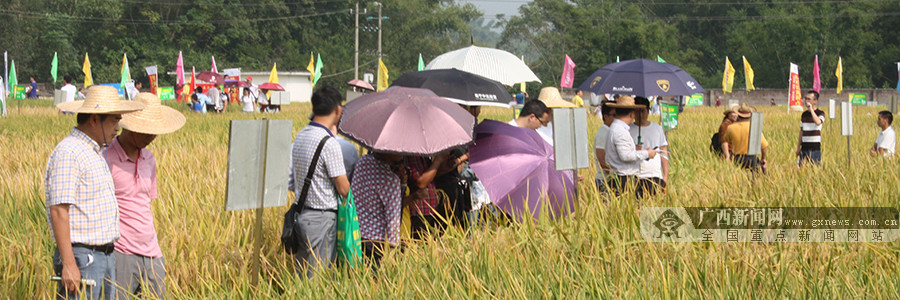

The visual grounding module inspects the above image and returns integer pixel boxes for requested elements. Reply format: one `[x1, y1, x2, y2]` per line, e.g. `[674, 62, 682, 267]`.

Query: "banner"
[742, 56, 755, 91]
[812, 55, 821, 93]
[145, 65, 158, 95]
[722, 57, 735, 93]
[314, 54, 323, 85]
[687, 93, 703, 106]
[211, 56, 218, 73]
[223, 68, 241, 77]
[849, 93, 867, 105]
[418, 53, 425, 71]
[560, 54, 576, 88]
[51, 52, 58, 84]
[835, 57, 843, 95]
[307, 53, 315, 84]
[377, 59, 389, 91]
[660, 102, 678, 130]
[13, 85, 26, 100]
[159, 86, 175, 101]
[789, 63, 802, 108]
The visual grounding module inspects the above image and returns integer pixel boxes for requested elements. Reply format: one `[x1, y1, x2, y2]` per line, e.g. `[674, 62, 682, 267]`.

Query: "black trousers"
[733, 154, 763, 173]
[608, 175, 666, 199]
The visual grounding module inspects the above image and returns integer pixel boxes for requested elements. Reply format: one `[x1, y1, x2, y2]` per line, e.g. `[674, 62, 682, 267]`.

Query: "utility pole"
[375, 1, 382, 88]
[354, 2, 359, 80]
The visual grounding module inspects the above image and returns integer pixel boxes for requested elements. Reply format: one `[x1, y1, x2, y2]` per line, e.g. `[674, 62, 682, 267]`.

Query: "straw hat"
[603, 95, 644, 109]
[57, 85, 145, 114]
[537, 87, 578, 108]
[736, 103, 753, 118]
[119, 92, 186, 135]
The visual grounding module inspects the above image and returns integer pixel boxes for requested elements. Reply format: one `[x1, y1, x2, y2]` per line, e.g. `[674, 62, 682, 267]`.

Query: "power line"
[0, 8, 349, 25]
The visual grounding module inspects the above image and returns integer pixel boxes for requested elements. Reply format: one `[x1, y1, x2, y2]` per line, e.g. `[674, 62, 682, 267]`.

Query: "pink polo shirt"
[105, 138, 162, 258]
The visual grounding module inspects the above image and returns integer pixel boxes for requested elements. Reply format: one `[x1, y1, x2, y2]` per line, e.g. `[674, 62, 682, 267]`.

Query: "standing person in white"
[629, 97, 668, 197]
[604, 96, 657, 198]
[870, 110, 895, 157]
[593, 100, 615, 194]
[240, 88, 255, 113]
[61, 76, 77, 103]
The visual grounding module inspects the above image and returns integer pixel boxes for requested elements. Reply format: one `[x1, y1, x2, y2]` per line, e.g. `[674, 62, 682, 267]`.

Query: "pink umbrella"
[469, 119, 575, 221]
[197, 71, 224, 85]
[259, 82, 285, 91]
[338, 87, 475, 156]
[347, 79, 374, 91]
[224, 79, 249, 88]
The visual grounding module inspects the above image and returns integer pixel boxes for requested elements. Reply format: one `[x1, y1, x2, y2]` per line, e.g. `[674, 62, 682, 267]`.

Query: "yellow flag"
[306, 53, 315, 83]
[269, 63, 279, 83]
[742, 56, 755, 91]
[723, 56, 735, 93]
[83, 53, 93, 87]
[835, 57, 843, 95]
[377, 59, 389, 91]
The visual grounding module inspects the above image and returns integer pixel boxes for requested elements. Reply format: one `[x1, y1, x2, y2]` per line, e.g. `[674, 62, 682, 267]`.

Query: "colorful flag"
[176, 51, 184, 86]
[121, 53, 131, 98]
[145, 65, 158, 95]
[50, 52, 58, 83]
[560, 54, 576, 88]
[377, 59, 389, 91]
[268, 62, 279, 84]
[616, 56, 620, 63]
[722, 57, 735, 93]
[313, 54, 323, 85]
[8, 60, 16, 89]
[418, 53, 425, 71]
[211, 56, 218, 73]
[812, 55, 821, 93]
[835, 57, 843, 95]
[190, 66, 196, 96]
[82, 53, 93, 87]
[742, 56, 755, 91]
[657, 55, 666, 63]
[307, 53, 316, 84]
[789, 63, 802, 108]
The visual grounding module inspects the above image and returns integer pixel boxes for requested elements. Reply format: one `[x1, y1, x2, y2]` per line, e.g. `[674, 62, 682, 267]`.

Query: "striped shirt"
[289, 123, 345, 210]
[45, 128, 120, 245]
[800, 109, 826, 151]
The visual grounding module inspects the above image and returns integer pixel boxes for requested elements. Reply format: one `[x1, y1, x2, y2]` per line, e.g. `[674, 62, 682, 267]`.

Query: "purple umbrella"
[469, 120, 575, 221]
[338, 86, 475, 156]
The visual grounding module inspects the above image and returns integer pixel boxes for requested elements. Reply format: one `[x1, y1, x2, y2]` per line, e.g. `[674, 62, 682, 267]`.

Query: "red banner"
[145, 65, 158, 95]
[788, 63, 802, 107]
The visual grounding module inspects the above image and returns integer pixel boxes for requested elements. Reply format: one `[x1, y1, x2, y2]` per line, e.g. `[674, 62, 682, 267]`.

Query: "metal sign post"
[829, 99, 835, 133]
[841, 102, 853, 168]
[225, 119, 293, 285]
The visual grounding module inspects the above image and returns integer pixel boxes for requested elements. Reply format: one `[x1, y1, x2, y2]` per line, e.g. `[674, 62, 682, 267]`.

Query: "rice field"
[1, 98, 899, 299]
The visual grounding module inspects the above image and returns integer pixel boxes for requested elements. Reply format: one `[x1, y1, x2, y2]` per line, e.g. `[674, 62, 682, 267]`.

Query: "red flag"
[211, 56, 218, 73]
[560, 54, 576, 88]
[812, 55, 821, 93]
[190, 66, 196, 97]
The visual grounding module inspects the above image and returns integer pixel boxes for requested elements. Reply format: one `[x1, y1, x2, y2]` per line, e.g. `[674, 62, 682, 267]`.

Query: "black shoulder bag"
[281, 135, 330, 254]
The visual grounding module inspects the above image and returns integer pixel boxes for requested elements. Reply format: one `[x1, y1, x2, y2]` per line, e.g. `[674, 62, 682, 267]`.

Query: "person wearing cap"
[796, 90, 825, 166]
[604, 96, 658, 198]
[106, 93, 185, 299]
[722, 103, 769, 172]
[629, 97, 669, 196]
[712, 105, 739, 156]
[47, 86, 145, 299]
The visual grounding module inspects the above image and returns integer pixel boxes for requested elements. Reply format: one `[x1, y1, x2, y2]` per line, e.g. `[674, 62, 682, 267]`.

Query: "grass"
[1, 98, 899, 298]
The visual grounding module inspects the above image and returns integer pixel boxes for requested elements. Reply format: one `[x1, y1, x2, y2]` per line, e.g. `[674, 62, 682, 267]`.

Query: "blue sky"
[460, 0, 530, 20]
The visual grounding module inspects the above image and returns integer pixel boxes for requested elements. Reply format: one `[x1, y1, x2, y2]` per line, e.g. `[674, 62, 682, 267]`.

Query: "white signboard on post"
[552, 107, 590, 171]
[841, 101, 853, 136]
[829, 99, 836, 120]
[225, 119, 293, 211]
[748, 112, 764, 156]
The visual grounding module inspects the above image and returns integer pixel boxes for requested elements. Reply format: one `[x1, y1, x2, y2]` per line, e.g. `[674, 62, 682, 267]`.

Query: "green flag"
[120, 53, 131, 98]
[616, 56, 620, 63]
[313, 53, 323, 85]
[8, 60, 16, 88]
[418, 53, 425, 71]
[657, 55, 666, 63]
[51, 52, 58, 83]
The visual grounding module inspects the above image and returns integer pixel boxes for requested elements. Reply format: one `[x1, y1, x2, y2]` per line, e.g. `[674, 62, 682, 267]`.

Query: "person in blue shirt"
[194, 87, 210, 113]
[191, 94, 205, 113]
[28, 76, 38, 98]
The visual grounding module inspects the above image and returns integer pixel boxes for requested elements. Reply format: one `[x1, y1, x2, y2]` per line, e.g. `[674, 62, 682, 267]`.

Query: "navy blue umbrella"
[391, 69, 514, 108]
[577, 59, 705, 97]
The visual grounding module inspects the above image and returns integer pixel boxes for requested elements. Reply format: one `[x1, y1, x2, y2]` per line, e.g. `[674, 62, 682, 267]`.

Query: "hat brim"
[119, 106, 186, 135]
[604, 102, 645, 109]
[737, 112, 752, 118]
[57, 100, 145, 114]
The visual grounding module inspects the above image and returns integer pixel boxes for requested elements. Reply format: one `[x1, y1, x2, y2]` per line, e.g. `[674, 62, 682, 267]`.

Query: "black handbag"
[282, 135, 330, 254]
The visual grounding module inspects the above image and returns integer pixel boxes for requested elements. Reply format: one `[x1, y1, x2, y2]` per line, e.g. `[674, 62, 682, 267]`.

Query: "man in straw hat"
[106, 92, 185, 298]
[47, 85, 144, 299]
[712, 104, 739, 156]
[604, 95, 658, 198]
[722, 103, 769, 172]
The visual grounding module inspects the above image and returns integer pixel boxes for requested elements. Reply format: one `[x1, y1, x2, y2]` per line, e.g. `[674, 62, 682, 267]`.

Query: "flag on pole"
[313, 54, 323, 85]
[51, 52, 58, 84]
[789, 63, 802, 108]
[896, 62, 900, 96]
[377, 59, 389, 91]
[82, 53, 93, 87]
[616, 56, 620, 63]
[8, 60, 16, 89]
[418, 53, 425, 71]
[3, 51, 7, 91]
[307, 53, 316, 84]
[722, 56, 735, 93]
[145, 65, 158, 95]
[657, 55, 666, 63]
[835, 57, 843, 95]
[520, 55, 527, 93]
[211, 56, 218, 73]
[742, 56, 755, 91]
[812, 55, 821, 93]
[268, 62, 279, 84]
[176, 51, 184, 86]
[190, 66, 196, 96]
[560, 54, 576, 88]
[121, 53, 131, 98]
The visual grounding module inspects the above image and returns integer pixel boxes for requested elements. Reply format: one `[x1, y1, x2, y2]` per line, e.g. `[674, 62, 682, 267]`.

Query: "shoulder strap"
[297, 135, 331, 207]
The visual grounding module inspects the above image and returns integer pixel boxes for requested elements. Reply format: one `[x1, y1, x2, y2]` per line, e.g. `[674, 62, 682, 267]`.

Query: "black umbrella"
[577, 59, 705, 97]
[391, 69, 514, 107]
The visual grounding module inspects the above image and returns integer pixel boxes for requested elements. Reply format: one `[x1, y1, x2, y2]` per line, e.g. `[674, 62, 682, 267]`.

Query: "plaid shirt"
[289, 123, 345, 210]
[406, 156, 440, 216]
[45, 128, 119, 245]
[351, 155, 402, 245]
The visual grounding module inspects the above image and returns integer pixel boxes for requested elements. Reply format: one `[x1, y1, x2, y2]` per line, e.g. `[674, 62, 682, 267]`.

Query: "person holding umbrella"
[604, 96, 658, 198]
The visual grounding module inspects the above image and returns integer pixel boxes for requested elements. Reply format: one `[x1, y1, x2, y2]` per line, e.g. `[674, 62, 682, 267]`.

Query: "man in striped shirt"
[796, 90, 825, 166]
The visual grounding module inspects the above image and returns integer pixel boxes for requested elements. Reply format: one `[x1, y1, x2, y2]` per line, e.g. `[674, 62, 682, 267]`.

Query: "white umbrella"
[425, 45, 541, 86]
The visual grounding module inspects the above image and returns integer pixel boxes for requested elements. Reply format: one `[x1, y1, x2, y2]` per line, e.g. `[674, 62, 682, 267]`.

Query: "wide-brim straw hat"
[603, 95, 644, 109]
[119, 92, 186, 135]
[736, 103, 753, 118]
[537, 87, 578, 108]
[57, 86, 145, 114]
